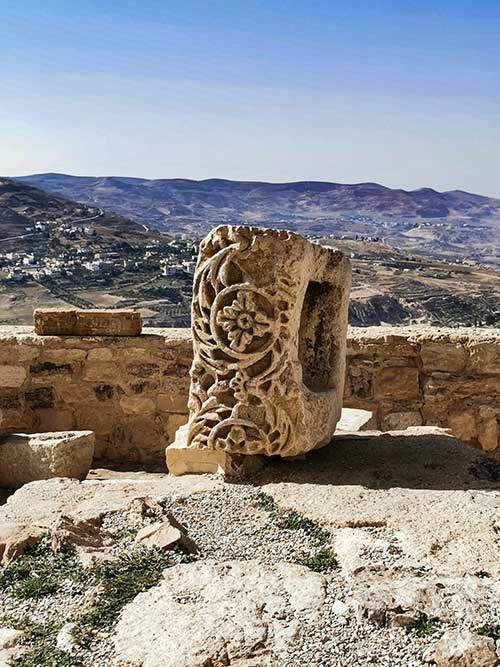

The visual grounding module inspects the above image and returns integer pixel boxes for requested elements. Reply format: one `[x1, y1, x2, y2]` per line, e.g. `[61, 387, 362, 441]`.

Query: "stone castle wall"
[0, 327, 192, 462]
[345, 326, 500, 453]
[1, 325, 500, 460]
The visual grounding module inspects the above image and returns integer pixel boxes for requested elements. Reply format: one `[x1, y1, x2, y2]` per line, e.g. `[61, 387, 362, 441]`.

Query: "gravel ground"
[1, 481, 499, 666]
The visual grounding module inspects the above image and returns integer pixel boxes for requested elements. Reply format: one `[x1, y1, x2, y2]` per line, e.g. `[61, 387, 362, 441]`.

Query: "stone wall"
[0, 327, 192, 462]
[345, 326, 500, 454]
[1, 325, 500, 461]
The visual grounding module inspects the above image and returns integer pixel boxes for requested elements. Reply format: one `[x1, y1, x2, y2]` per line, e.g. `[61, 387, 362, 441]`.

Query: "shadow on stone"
[249, 431, 500, 491]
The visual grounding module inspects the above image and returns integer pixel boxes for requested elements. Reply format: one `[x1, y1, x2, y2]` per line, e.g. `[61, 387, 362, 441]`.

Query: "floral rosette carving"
[216, 291, 271, 353]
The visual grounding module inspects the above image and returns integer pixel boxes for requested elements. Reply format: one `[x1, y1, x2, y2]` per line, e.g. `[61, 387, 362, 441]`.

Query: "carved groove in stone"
[186, 225, 351, 457]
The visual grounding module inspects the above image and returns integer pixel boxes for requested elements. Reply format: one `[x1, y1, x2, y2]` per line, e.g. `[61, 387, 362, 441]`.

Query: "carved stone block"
[173, 225, 351, 464]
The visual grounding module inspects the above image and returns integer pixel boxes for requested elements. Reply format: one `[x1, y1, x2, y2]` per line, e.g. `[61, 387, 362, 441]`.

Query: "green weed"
[296, 547, 338, 573]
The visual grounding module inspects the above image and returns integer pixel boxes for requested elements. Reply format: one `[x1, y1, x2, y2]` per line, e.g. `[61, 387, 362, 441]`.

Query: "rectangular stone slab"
[0, 430, 95, 489]
[166, 425, 264, 476]
[34, 309, 142, 336]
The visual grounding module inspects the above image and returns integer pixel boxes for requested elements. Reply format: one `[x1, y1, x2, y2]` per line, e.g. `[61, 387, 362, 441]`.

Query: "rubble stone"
[0, 430, 95, 488]
[424, 629, 499, 667]
[0, 522, 45, 564]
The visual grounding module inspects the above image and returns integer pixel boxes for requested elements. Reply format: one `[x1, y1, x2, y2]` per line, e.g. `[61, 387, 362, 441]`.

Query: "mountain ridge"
[13, 173, 500, 266]
[0, 177, 150, 241]
[14, 172, 498, 200]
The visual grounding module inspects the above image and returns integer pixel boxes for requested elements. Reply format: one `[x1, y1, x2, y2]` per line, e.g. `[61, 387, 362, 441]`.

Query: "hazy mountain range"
[4, 176, 500, 329]
[0, 177, 149, 241]
[15, 173, 500, 266]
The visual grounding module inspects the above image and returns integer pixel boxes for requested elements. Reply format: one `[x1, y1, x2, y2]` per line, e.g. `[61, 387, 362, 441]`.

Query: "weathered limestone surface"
[261, 429, 500, 577]
[0, 431, 95, 488]
[34, 308, 142, 337]
[424, 629, 499, 666]
[0, 476, 221, 529]
[0, 428, 499, 665]
[112, 560, 326, 667]
[0, 626, 23, 667]
[184, 225, 351, 459]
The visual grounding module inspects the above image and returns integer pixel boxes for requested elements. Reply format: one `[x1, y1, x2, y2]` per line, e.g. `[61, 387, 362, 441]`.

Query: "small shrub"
[4, 618, 81, 667]
[12, 575, 59, 600]
[406, 612, 440, 636]
[278, 511, 330, 543]
[256, 492, 276, 513]
[477, 623, 500, 641]
[0, 535, 86, 600]
[296, 547, 338, 573]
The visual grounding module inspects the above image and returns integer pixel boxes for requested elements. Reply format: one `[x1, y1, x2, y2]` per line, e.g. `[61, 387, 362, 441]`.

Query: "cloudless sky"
[1, 1, 499, 196]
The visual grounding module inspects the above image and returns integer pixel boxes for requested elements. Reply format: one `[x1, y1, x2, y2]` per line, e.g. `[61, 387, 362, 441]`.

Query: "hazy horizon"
[2, 1, 499, 197]
[9, 171, 500, 200]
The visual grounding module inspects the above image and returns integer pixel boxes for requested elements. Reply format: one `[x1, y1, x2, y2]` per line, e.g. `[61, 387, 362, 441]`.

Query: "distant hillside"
[0, 177, 149, 242]
[16, 173, 500, 266]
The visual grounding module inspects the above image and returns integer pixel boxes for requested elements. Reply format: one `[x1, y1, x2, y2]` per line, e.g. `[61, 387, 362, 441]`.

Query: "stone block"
[24, 387, 55, 409]
[420, 341, 466, 373]
[157, 392, 189, 414]
[0, 366, 26, 388]
[166, 425, 264, 476]
[0, 392, 21, 410]
[345, 360, 374, 400]
[36, 408, 75, 432]
[0, 408, 34, 432]
[83, 362, 120, 383]
[119, 395, 156, 415]
[374, 366, 420, 400]
[448, 412, 477, 442]
[87, 348, 114, 362]
[184, 225, 351, 459]
[381, 411, 422, 431]
[335, 408, 375, 433]
[34, 309, 142, 337]
[0, 430, 95, 489]
[56, 383, 96, 405]
[477, 418, 499, 452]
[467, 341, 500, 374]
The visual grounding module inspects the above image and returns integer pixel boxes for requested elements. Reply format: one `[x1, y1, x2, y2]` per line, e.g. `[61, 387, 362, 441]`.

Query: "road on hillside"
[0, 209, 105, 244]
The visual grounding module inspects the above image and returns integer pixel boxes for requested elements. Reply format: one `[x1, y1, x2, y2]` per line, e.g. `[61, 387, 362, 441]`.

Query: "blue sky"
[1, 1, 499, 196]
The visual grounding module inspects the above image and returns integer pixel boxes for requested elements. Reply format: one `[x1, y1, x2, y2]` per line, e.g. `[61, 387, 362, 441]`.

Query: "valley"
[3, 176, 500, 328]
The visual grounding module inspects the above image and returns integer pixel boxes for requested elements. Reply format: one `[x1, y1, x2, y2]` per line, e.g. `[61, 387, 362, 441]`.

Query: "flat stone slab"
[112, 560, 325, 667]
[259, 428, 500, 577]
[0, 476, 221, 529]
[34, 308, 142, 336]
[0, 431, 95, 489]
[335, 407, 374, 433]
[166, 425, 264, 476]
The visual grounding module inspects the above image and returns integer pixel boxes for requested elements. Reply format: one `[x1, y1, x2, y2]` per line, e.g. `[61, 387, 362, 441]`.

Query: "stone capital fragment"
[168, 224, 351, 472]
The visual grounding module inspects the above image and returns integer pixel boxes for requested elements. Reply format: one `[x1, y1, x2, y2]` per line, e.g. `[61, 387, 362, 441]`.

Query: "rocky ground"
[1, 427, 500, 666]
